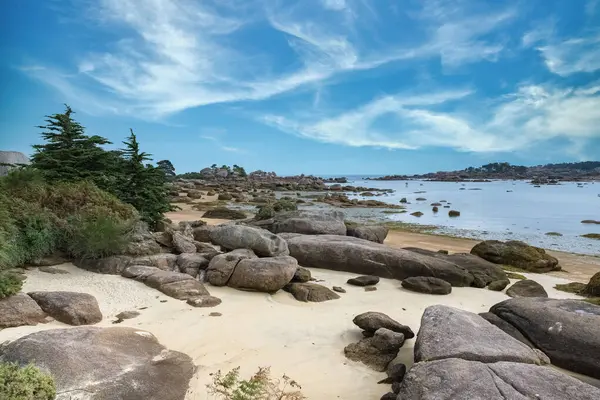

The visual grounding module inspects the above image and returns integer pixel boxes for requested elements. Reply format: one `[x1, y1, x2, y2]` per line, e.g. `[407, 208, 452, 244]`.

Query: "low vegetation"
[0, 362, 56, 400]
[554, 282, 587, 294]
[207, 366, 305, 400]
[255, 199, 298, 220]
[505, 272, 527, 280]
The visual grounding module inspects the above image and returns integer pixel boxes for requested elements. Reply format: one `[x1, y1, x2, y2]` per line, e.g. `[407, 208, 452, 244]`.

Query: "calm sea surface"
[333, 179, 600, 256]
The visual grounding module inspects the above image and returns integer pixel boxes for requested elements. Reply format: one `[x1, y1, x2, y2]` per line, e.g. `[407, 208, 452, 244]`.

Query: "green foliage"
[255, 199, 297, 220]
[0, 362, 56, 400]
[505, 272, 527, 280]
[65, 211, 134, 259]
[207, 366, 305, 400]
[157, 159, 176, 178]
[255, 205, 275, 220]
[554, 282, 586, 294]
[232, 164, 247, 177]
[0, 271, 23, 299]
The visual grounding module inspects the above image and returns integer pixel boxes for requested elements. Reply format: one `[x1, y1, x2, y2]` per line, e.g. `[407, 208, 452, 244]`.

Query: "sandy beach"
[0, 261, 591, 400]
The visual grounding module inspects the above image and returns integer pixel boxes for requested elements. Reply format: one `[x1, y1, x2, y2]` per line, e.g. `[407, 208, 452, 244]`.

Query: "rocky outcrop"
[125, 222, 162, 256]
[123, 266, 210, 300]
[206, 249, 257, 286]
[415, 305, 547, 365]
[172, 231, 197, 253]
[176, 253, 209, 277]
[490, 298, 600, 379]
[209, 224, 289, 257]
[291, 266, 311, 282]
[0, 327, 195, 400]
[132, 254, 178, 271]
[285, 235, 474, 286]
[582, 271, 600, 296]
[203, 207, 246, 220]
[505, 279, 548, 298]
[74, 255, 132, 275]
[470, 240, 560, 272]
[346, 225, 389, 243]
[270, 211, 347, 235]
[401, 276, 452, 295]
[353, 311, 415, 339]
[396, 358, 600, 400]
[283, 282, 340, 302]
[0, 293, 48, 328]
[28, 291, 102, 326]
[347, 275, 379, 286]
[192, 225, 213, 242]
[344, 328, 405, 371]
[0, 150, 29, 176]
[227, 256, 298, 292]
[403, 248, 508, 288]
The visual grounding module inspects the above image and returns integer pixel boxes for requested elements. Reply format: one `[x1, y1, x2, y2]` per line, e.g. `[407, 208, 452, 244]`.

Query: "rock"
[271, 211, 347, 235]
[209, 224, 289, 257]
[292, 266, 311, 282]
[38, 266, 69, 274]
[470, 240, 560, 272]
[403, 248, 507, 287]
[332, 286, 346, 293]
[125, 221, 162, 256]
[28, 291, 102, 326]
[218, 192, 232, 200]
[286, 235, 474, 286]
[122, 265, 162, 280]
[344, 328, 405, 371]
[365, 286, 377, 292]
[176, 253, 209, 277]
[203, 207, 247, 220]
[74, 256, 132, 275]
[115, 310, 140, 320]
[448, 210, 460, 217]
[0, 293, 48, 328]
[0, 150, 29, 176]
[283, 283, 340, 302]
[415, 305, 547, 364]
[387, 362, 406, 382]
[172, 231, 197, 254]
[581, 219, 600, 224]
[346, 225, 389, 243]
[478, 312, 534, 348]
[432, 206, 438, 212]
[186, 295, 222, 308]
[353, 311, 415, 339]
[506, 279, 548, 298]
[209, 312, 222, 317]
[401, 276, 452, 295]
[153, 231, 173, 248]
[396, 358, 600, 400]
[410, 211, 423, 217]
[123, 266, 210, 300]
[206, 249, 257, 286]
[227, 256, 298, 292]
[347, 275, 380, 286]
[0, 326, 195, 400]
[132, 254, 178, 271]
[490, 298, 600, 378]
[582, 271, 600, 297]
[28, 253, 69, 267]
[192, 225, 213, 242]
[380, 393, 396, 400]
[487, 279, 510, 291]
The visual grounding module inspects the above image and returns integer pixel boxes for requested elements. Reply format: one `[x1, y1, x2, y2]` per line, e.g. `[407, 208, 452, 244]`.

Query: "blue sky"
[1, 0, 600, 175]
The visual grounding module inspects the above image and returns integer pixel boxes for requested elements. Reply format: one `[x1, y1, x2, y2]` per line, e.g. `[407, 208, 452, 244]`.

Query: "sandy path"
[1, 264, 590, 400]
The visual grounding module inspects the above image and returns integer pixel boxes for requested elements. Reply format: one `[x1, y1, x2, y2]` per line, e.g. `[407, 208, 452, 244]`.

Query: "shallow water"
[337, 179, 600, 255]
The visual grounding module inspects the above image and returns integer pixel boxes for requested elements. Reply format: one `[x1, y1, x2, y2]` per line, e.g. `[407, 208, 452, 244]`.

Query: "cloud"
[262, 84, 600, 152]
[200, 130, 247, 153]
[24, 0, 519, 118]
[537, 36, 600, 76]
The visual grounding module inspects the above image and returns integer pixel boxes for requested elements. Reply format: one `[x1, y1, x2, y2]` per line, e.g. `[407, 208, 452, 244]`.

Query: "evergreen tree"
[120, 129, 171, 226]
[31, 105, 117, 192]
[157, 159, 176, 178]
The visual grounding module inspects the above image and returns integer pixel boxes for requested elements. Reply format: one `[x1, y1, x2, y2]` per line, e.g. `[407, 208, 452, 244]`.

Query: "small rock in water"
[448, 210, 461, 217]
[410, 211, 423, 217]
[332, 286, 346, 293]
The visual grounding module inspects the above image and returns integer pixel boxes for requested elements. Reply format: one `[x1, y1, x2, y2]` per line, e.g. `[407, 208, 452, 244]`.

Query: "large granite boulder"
[353, 311, 414, 339]
[132, 254, 178, 271]
[415, 305, 547, 365]
[344, 328, 405, 371]
[506, 279, 548, 298]
[291, 266, 311, 282]
[582, 271, 600, 297]
[206, 249, 257, 286]
[283, 282, 340, 302]
[346, 225, 389, 243]
[176, 253, 209, 277]
[209, 224, 289, 257]
[401, 276, 452, 295]
[172, 231, 197, 254]
[396, 358, 600, 400]
[74, 256, 132, 275]
[0, 293, 48, 328]
[285, 235, 474, 286]
[271, 211, 347, 236]
[122, 266, 210, 300]
[28, 291, 102, 326]
[0, 327, 195, 400]
[192, 225, 214, 243]
[125, 222, 161, 256]
[227, 256, 297, 292]
[0, 150, 29, 176]
[478, 312, 534, 348]
[490, 298, 600, 379]
[404, 248, 507, 287]
[470, 240, 560, 272]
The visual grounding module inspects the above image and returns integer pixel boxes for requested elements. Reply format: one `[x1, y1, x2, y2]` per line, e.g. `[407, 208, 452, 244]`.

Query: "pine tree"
[31, 105, 117, 191]
[157, 160, 176, 178]
[120, 129, 171, 226]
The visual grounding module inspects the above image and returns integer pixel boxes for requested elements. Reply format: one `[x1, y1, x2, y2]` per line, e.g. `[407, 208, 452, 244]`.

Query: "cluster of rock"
[0, 150, 30, 176]
[392, 303, 600, 399]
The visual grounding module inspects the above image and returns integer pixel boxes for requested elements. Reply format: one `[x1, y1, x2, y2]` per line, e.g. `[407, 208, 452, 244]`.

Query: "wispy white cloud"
[263, 84, 600, 152]
[537, 36, 600, 76]
[200, 130, 247, 153]
[24, 0, 518, 118]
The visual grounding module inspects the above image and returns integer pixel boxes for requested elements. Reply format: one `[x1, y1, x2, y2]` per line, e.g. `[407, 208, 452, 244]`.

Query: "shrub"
[0, 362, 56, 400]
[207, 366, 304, 400]
[0, 271, 23, 299]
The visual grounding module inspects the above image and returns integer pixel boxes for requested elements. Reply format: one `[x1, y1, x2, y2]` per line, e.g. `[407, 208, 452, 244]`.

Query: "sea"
[325, 177, 600, 256]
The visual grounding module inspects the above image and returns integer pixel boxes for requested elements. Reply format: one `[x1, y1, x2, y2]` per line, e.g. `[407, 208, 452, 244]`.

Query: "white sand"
[0, 264, 588, 400]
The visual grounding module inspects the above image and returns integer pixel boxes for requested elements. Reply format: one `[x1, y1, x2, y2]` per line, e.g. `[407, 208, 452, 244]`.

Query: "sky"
[1, 0, 600, 175]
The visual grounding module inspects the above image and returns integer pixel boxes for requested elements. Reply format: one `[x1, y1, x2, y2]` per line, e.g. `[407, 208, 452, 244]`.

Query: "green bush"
[0, 362, 56, 400]
[0, 271, 23, 299]
[207, 366, 304, 400]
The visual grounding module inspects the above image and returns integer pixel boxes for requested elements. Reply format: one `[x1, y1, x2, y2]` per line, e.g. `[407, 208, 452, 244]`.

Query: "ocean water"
[340, 179, 600, 256]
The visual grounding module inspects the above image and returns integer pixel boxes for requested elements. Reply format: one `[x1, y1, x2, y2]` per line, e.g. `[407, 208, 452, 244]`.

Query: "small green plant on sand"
[207, 366, 305, 400]
[0, 362, 56, 400]
[0, 271, 23, 299]
[505, 272, 526, 280]
[554, 282, 587, 294]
